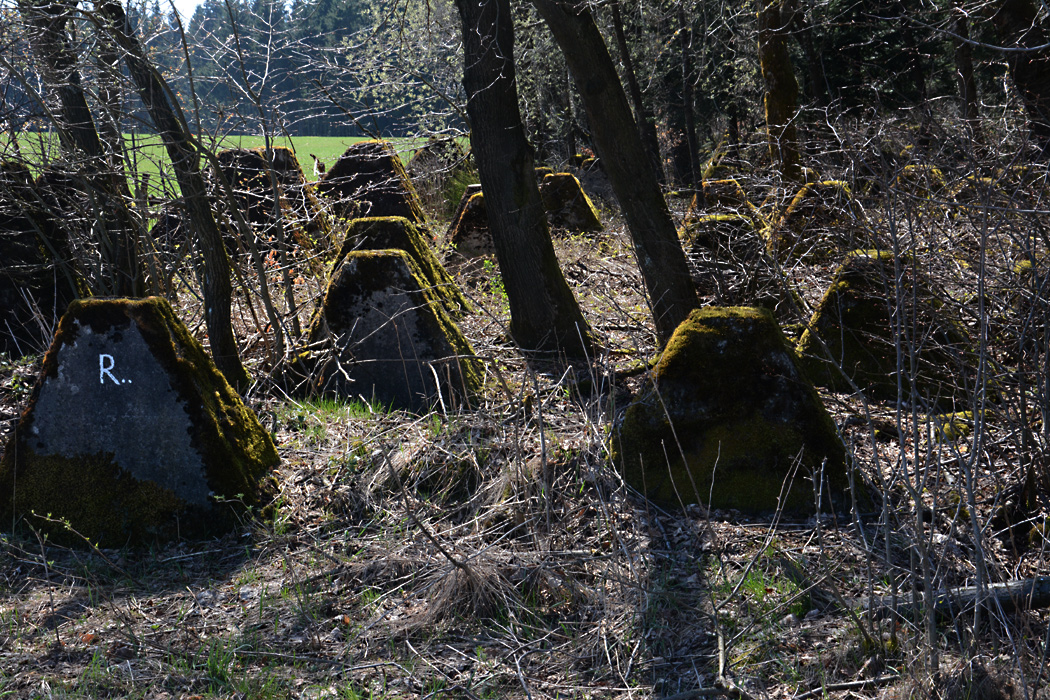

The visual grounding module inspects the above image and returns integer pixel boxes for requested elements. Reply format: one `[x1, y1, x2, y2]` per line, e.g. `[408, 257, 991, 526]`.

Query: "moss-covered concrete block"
[0, 162, 83, 357]
[406, 137, 472, 214]
[893, 164, 947, 197]
[446, 188, 493, 258]
[316, 140, 427, 226]
[538, 173, 603, 233]
[767, 180, 871, 261]
[336, 216, 471, 317]
[796, 250, 972, 406]
[612, 306, 850, 513]
[214, 147, 328, 257]
[0, 297, 279, 546]
[306, 250, 482, 412]
[680, 213, 759, 255]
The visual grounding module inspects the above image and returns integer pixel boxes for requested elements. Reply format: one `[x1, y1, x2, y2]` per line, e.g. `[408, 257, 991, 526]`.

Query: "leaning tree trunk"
[97, 0, 249, 390]
[532, 0, 698, 344]
[453, 0, 593, 357]
[18, 0, 141, 297]
[991, 0, 1050, 154]
[756, 0, 802, 182]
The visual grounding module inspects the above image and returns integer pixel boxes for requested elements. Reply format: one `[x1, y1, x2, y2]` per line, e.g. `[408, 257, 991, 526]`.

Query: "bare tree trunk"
[678, 6, 701, 192]
[789, 9, 827, 106]
[18, 0, 141, 296]
[610, 1, 664, 186]
[952, 7, 981, 143]
[453, 0, 593, 357]
[756, 0, 802, 181]
[532, 0, 699, 344]
[97, 0, 250, 390]
[991, 0, 1050, 154]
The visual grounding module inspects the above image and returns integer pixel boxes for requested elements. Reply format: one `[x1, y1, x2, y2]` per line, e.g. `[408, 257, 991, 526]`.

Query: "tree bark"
[756, 0, 802, 181]
[453, 0, 593, 357]
[678, 5, 701, 192]
[610, 1, 664, 186]
[990, 0, 1050, 153]
[532, 0, 698, 343]
[97, 0, 250, 389]
[18, 0, 141, 296]
[952, 7, 981, 142]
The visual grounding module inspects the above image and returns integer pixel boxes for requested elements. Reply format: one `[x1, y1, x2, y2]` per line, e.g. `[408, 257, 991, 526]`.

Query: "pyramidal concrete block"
[0, 297, 279, 546]
[306, 249, 481, 412]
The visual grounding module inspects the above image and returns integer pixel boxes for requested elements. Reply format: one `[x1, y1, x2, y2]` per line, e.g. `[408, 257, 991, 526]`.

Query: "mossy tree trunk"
[97, 0, 250, 390]
[610, 1, 664, 186]
[991, 0, 1050, 154]
[531, 0, 699, 344]
[756, 0, 802, 182]
[453, 0, 593, 357]
[18, 0, 141, 297]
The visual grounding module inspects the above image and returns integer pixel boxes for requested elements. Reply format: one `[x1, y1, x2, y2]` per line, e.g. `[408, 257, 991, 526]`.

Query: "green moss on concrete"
[932, 411, 974, 442]
[334, 216, 472, 317]
[612, 306, 851, 513]
[894, 164, 947, 196]
[0, 296, 279, 546]
[446, 191, 493, 258]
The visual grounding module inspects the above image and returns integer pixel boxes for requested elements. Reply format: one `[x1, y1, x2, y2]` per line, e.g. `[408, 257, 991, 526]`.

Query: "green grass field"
[1, 133, 425, 196]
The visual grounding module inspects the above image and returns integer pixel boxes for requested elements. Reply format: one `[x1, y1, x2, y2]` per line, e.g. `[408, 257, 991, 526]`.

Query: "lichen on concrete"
[612, 306, 852, 513]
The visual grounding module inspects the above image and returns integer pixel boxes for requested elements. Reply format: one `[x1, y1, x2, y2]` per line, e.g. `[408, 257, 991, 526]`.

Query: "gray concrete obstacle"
[316, 140, 427, 225]
[613, 306, 852, 513]
[0, 162, 82, 357]
[0, 297, 279, 546]
[305, 249, 481, 412]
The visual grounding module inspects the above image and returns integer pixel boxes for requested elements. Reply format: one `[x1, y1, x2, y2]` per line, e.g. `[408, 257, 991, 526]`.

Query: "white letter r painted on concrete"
[99, 354, 119, 385]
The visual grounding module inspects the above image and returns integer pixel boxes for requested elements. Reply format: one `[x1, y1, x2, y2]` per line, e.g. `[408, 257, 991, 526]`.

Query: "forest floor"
[0, 122, 1048, 699]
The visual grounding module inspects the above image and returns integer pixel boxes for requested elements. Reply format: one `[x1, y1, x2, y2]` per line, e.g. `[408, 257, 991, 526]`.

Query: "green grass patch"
[0, 133, 427, 198]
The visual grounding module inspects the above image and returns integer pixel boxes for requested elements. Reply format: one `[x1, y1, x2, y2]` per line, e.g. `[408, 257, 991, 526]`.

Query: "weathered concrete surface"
[0, 297, 279, 546]
[613, 306, 852, 513]
[796, 249, 973, 407]
[307, 250, 481, 412]
[445, 187, 493, 258]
